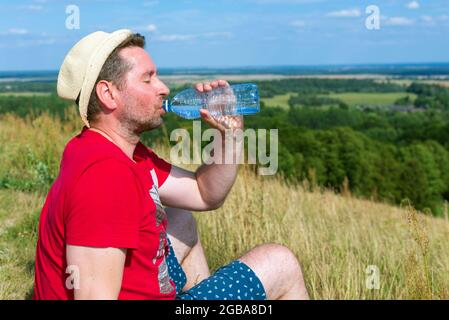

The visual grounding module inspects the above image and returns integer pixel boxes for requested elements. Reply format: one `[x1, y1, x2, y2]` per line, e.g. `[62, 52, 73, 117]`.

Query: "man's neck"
[89, 124, 139, 162]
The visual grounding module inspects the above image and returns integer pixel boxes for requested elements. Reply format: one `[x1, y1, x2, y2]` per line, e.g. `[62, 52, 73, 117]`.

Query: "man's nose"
[157, 78, 170, 97]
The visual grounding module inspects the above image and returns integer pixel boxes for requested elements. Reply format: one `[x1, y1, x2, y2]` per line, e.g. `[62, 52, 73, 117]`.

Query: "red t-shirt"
[33, 127, 176, 300]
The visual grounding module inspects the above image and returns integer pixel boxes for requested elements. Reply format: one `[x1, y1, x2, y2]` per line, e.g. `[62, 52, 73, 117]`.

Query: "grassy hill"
[0, 110, 448, 299]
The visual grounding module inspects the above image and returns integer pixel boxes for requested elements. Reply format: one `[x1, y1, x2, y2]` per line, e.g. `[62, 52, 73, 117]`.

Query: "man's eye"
[144, 80, 151, 83]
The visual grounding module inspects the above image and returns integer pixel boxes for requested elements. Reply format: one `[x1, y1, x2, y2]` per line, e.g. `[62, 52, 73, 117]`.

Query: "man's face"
[116, 46, 170, 134]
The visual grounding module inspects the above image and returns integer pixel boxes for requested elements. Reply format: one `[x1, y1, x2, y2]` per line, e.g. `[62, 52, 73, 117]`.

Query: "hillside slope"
[0, 112, 448, 299]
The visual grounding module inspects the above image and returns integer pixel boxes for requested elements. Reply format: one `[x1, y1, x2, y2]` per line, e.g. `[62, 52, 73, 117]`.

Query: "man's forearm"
[195, 134, 243, 209]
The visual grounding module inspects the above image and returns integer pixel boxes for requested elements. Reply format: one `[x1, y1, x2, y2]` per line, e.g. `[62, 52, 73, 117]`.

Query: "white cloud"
[20, 4, 44, 11]
[420, 15, 436, 27]
[363, 40, 399, 46]
[0, 36, 56, 48]
[252, 0, 324, 4]
[420, 15, 435, 25]
[406, 1, 420, 10]
[203, 32, 233, 39]
[16, 38, 56, 47]
[154, 34, 196, 42]
[152, 32, 232, 42]
[133, 24, 157, 33]
[290, 20, 306, 27]
[136, 25, 232, 42]
[385, 17, 415, 26]
[7, 28, 29, 35]
[327, 9, 361, 18]
[145, 24, 157, 32]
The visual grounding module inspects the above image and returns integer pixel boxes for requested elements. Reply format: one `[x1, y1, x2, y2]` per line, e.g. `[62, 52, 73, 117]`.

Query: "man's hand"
[195, 80, 244, 132]
[158, 79, 244, 212]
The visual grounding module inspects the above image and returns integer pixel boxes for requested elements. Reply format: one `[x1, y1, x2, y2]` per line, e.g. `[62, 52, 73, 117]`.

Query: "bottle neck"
[162, 99, 171, 112]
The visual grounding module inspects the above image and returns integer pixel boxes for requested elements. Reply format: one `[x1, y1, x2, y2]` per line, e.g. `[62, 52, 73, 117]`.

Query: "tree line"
[2, 79, 449, 216]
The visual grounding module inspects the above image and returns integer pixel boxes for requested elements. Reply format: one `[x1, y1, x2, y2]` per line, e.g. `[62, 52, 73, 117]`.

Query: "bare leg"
[165, 207, 210, 291]
[165, 208, 308, 299]
[238, 243, 309, 300]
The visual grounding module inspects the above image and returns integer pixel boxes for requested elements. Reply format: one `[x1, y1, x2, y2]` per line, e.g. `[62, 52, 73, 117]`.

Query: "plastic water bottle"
[162, 83, 260, 119]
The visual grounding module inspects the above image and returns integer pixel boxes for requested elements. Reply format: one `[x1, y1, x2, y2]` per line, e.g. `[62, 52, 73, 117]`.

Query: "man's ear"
[95, 80, 120, 111]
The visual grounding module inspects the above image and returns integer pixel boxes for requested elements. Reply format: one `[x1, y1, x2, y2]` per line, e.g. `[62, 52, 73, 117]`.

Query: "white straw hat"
[57, 29, 133, 127]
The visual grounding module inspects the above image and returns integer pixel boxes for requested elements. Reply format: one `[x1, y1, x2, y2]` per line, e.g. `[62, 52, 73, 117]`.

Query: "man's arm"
[159, 156, 241, 211]
[158, 80, 243, 211]
[66, 245, 126, 300]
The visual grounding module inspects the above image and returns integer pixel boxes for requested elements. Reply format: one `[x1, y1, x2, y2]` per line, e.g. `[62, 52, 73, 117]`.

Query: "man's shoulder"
[78, 157, 138, 187]
[64, 127, 120, 154]
[60, 129, 134, 180]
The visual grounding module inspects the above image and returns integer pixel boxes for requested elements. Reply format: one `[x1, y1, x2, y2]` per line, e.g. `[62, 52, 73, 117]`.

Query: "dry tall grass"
[195, 172, 449, 299]
[0, 110, 448, 299]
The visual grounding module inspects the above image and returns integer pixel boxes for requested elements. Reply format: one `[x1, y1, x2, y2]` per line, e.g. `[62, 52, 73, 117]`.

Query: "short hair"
[85, 33, 146, 123]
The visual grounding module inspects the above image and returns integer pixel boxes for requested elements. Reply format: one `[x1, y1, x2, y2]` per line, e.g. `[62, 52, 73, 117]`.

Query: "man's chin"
[135, 118, 164, 134]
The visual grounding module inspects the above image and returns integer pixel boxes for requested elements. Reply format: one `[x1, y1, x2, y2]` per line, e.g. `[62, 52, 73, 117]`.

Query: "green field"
[261, 93, 294, 109]
[380, 79, 449, 88]
[0, 92, 51, 97]
[323, 92, 417, 107]
[262, 92, 417, 109]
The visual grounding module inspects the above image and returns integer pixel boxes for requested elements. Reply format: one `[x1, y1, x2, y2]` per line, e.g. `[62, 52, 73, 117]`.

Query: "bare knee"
[243, 243, 302, 275]
[264, 243, 300, 267]
[239, 243, 307, 300]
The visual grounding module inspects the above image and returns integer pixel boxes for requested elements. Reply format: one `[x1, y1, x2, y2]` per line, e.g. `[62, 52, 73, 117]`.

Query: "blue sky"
[0, 0, 448, 71]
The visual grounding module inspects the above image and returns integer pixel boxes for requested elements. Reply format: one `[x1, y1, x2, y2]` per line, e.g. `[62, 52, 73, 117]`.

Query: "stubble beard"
[120, 96, 163, 134]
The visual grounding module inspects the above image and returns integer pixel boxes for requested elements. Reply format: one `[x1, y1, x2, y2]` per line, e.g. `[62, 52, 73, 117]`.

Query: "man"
[33, 29, 309, 300]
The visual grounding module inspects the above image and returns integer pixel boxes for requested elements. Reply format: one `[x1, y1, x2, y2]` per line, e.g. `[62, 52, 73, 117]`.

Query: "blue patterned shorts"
[166, 239, 267, 300]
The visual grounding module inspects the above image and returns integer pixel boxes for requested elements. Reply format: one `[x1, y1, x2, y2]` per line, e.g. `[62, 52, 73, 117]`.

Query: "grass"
[261, 92, 418, 109]
[382, 79, 449, 88]
[0, 110, 448, 299]
[261, 93, 294, 109]
[0, 190, 42, 300]
[323, 92, 417, 107]
[196, 177, 449, 299]
[0, 92, 52, 97]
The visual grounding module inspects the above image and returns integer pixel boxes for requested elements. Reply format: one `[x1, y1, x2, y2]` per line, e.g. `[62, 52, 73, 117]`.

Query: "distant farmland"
[261, 92, 417, 109]
[324, 92, 417, 107]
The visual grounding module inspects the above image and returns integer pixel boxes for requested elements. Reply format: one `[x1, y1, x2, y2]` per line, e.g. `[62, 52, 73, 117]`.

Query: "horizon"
[3, 62, 449, 74]
[1, 0, 449, 71]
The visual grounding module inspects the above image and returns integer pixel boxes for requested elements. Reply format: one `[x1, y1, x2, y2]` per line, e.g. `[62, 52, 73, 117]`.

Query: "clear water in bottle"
[163, 83, 260, 119]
